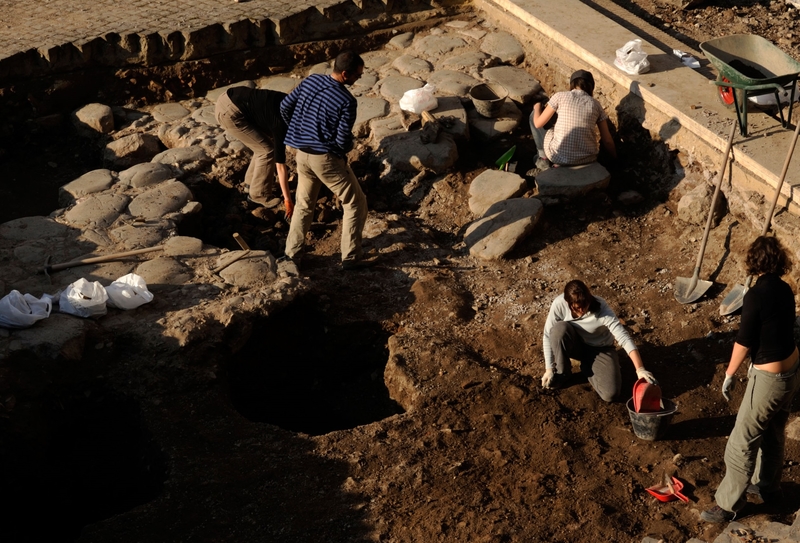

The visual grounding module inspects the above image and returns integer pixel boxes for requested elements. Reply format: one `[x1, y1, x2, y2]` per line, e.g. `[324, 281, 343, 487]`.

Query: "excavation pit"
[228, 297, 403, 436]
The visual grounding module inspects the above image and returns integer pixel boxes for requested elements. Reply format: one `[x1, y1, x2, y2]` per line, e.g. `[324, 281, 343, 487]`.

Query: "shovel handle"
[760, 113, 800, 236]
[693, 121, 737, 273]
[42, 246, 164, 273]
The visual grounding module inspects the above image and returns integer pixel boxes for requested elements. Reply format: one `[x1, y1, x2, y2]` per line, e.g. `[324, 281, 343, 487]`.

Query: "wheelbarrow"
[700, 35, 800, 136]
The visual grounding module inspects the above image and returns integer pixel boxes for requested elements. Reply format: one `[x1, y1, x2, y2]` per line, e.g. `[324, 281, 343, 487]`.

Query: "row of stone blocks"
[0, 0, 468, 80]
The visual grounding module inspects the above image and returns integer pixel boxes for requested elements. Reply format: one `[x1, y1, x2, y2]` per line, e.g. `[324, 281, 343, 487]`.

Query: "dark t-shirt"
[736, 273, 796, 364]
[227, 87, 288, 164]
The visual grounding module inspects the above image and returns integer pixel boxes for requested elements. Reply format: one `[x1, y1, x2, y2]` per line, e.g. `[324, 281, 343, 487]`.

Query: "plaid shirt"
[543, 89, 608, 165]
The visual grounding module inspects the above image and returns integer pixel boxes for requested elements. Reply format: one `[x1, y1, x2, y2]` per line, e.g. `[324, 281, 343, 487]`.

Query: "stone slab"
[206, 81, 255, 103]
[163, 236, 203, 256]
[427, 70, 478, 97]
[63, 193, 129, 228]
[118, 162, 177, 189]
[134, 257, 192, 290]
[354, 96, 390, 138]
[468, 169, 527, 216]
[412, 35, 466, 56]
[481, 66, 541, 104]
[387, 32, 414, 49]
[442, 51, 490, 71]
[465, 198, 543, 260]
[257, 76, 299, 94]
[479, 31, 525, 65]
[128, 180, 193, 220]
[0, 216, 70, 241]
[535, 162, 610, 197]
[218, 251, 277, 287]
[59, 169, 116, 206]
[431, 96, 469, 141]
[152, 103, 190, 123]
[110, 223, 171, 250]
[392, 54, 433, 77]
[378, 132, 458, 174]
[104, 133, 163, 169]
[151, 146, 211, 171]
[72, 103, 114, 136]
[190, 106, 218, 127]
[467, 100, 522, 140]
[380, 75, 424, 103]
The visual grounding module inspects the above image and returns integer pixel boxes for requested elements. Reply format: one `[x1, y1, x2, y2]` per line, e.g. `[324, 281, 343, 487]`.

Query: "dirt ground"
[4, 2, 800, 543]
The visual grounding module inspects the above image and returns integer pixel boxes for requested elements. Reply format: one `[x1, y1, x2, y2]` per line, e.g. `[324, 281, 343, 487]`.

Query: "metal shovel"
[719, 116, 800, 315]
[675, 121, 738, 304]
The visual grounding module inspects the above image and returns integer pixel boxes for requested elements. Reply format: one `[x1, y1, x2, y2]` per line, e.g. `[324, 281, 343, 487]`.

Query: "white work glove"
[722, 374, 735, 401]
[541, 368, 555, 388]
[636, 367, 659, 386]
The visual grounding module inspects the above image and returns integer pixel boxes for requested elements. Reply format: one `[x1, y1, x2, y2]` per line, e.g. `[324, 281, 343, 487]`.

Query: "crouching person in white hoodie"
[541, 279, 657, 402]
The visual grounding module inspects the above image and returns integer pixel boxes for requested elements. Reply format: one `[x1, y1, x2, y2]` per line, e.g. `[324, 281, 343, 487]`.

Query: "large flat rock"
[63, 193, 130, 228]
[104, 133, 163, 169]
[479, 31, 525, 65]
[467, 100, 522, 141]
[354, 96, 390, 138]
[427, 70, 478, 97]
[535, 162, 610, 197]
[128, 180, 193, 220]
[59, 169, 116, 206]
[378, 132, 458, 174]
[431, 96, 469, 140]
[118, 162, 178, 189]
[465, 198, 543, 260]
[482, 66, 541, 104]
[468, 169, 527, 216]
[0, 216, 71, 241]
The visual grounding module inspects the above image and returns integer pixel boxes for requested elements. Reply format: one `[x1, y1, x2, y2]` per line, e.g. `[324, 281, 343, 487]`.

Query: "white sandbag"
[748, 82, 800, 106]
[399, 83, 438, 114]
[0, 290, 52, 329]
[106, 273, 154, 310]
[59, 278, 108, 318]
[614, 39, 650, 75]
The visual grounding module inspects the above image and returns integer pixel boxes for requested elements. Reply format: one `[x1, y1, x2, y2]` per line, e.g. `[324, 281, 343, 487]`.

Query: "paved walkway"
[0, 0, 340, 58]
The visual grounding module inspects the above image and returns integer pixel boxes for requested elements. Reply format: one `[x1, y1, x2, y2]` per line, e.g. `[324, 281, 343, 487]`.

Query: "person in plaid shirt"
[529, 69, 617, 171]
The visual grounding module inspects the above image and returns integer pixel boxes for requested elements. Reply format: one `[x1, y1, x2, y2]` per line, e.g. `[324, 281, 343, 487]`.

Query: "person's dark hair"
[564, 279, 601, 314]
[746, 235, 792, 276]
[570, 77, 595, 96]
[333, 51, 364, 74]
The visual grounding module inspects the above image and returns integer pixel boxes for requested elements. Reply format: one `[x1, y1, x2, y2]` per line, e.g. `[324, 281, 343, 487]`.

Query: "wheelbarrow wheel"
[717, 77, 735, 108]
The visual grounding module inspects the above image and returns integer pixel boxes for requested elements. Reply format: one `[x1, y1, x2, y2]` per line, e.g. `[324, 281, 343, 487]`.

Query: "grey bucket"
[469, 83, 508, 118]
[626, 398, 678, 441]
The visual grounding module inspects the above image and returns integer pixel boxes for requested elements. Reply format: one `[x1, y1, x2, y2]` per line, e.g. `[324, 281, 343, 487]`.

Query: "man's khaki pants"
[285, 150, 367, 263]
[215, 91, 276, 205]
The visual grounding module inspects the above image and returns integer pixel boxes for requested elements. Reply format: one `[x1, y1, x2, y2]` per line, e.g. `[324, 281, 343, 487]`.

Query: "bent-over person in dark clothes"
[215, 87, 294, 217]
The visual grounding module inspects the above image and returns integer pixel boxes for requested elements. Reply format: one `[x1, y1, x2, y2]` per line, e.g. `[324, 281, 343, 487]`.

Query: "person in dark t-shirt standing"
[702, 236, 800, 523]
[215, 87, 294, 218]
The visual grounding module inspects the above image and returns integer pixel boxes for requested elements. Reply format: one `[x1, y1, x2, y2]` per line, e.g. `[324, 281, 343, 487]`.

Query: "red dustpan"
[633, 378, 662, 413]
[646, 476, 690, 503]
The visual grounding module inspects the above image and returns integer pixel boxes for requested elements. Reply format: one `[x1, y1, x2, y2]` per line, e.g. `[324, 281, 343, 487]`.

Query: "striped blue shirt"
[280, 74, 357, 158]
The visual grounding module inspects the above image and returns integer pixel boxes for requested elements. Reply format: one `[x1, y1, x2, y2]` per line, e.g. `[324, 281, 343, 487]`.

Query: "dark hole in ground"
[228, 296, 404, 435]
[0, 381, 168, 542]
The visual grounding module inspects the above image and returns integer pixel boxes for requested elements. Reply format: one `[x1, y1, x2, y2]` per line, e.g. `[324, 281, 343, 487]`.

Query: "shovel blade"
[674, 277, 713, 304]
[719, 284, 747, 315]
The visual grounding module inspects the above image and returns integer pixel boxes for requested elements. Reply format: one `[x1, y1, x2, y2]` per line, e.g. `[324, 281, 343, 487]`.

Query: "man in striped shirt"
[280, 51, 373, 270]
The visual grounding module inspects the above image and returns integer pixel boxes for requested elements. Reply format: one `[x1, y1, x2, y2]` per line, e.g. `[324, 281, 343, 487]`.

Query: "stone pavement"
[0, 0, 468, 78]
[0, 0, 332, 57]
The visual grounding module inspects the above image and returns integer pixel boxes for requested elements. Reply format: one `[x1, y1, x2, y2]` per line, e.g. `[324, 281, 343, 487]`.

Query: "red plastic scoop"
[646, 477, 689, 503]
[633, 377, 662, 413]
